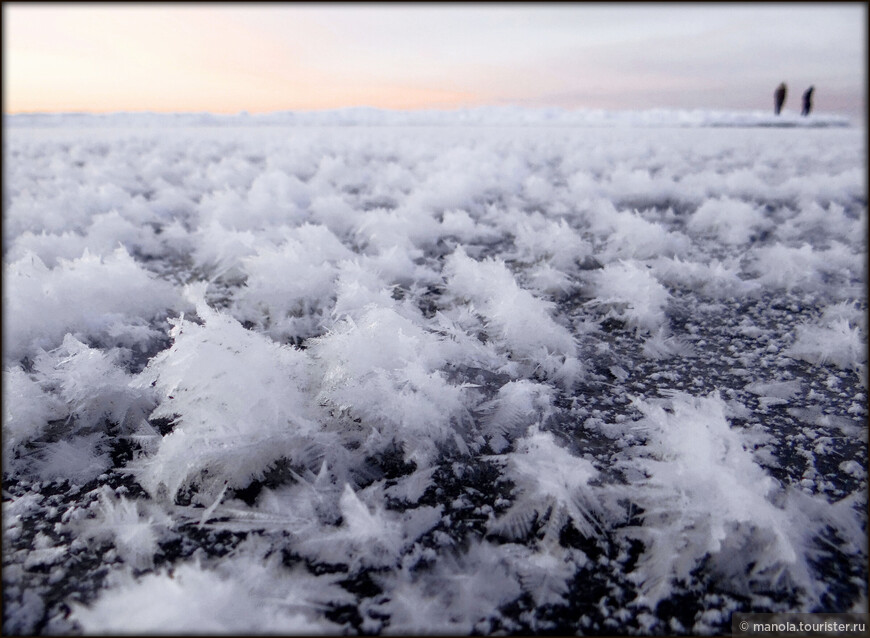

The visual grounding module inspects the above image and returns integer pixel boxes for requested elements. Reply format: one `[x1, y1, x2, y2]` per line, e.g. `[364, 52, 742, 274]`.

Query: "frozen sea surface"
[2, 113, 867, 635]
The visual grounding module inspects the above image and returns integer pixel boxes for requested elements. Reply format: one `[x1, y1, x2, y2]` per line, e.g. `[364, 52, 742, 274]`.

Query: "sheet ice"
[2, 109, 866, 635]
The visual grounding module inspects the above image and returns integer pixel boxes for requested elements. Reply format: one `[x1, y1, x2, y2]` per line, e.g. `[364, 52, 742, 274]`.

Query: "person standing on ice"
[801, 86, 815, 116]
[774, 82, 787, 115]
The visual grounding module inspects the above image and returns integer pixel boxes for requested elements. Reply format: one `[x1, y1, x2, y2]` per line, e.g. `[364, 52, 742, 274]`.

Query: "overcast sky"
[4, 3, 866, 116]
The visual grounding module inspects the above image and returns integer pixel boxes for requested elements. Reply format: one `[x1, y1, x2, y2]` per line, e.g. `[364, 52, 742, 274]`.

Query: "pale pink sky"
[4, 3, 866, 116]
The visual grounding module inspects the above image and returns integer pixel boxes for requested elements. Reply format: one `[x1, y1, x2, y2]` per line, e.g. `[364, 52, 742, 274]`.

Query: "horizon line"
[4, 105, 859, 117]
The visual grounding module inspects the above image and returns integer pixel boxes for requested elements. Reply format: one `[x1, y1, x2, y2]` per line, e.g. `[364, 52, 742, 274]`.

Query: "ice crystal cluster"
[2, 109, 867, 635]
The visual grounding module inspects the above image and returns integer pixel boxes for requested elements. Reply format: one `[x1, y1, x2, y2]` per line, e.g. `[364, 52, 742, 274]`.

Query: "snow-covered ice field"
[2, 109, 867, 634]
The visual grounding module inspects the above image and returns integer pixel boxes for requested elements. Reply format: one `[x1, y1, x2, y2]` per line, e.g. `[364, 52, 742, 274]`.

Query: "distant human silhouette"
[802, 86, 815, 116]
[774, 82, 787, 115]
